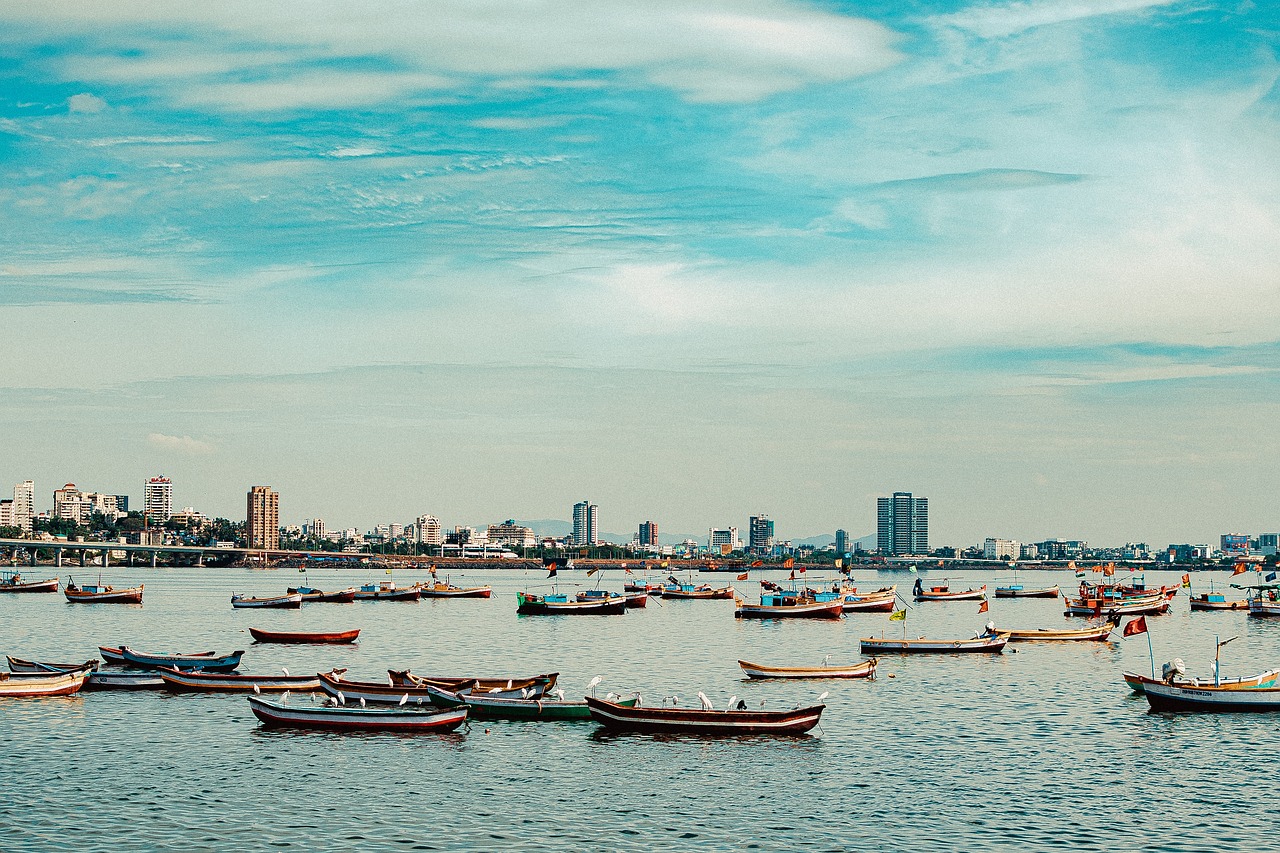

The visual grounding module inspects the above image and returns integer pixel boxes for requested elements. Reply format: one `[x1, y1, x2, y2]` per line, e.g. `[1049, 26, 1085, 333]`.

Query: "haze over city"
[2, 1, 1277, 545]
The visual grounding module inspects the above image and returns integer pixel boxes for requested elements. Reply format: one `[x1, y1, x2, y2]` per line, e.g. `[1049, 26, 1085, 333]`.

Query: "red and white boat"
[738, 658, 876, 679]
[248, 627, 360, 644]
[416, 582, 492, 598]
[585, 695, 824, 735]
[734, 591, 844, 619]
[840, 586, 897, 612]
[159, 667, 330, 692]
[247, 695, 468, 732]
[231, 593, 302, 609]
[65, 580, 143, 604]
[913, 583, 986, 602]
[0, 664, 93, 697]
[623, 592, 648, 608]
[0, 573, 59, 593]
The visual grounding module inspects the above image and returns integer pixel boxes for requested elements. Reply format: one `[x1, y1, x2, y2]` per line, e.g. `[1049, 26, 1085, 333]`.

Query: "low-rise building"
[983, 538, 1019, 560]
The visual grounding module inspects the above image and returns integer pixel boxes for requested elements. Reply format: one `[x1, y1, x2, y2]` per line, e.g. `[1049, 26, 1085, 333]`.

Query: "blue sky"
[1, 1, 1277, 545]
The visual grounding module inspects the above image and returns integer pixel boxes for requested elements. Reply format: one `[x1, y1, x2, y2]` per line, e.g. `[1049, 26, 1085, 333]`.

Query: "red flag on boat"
[736, 572, 748, 581]
[788, 570, 795, 581]
[547, 567, 557, 578]
[798, 565, 806, 574]
[1103, 564, 1115, 577]
[750, 559, 763, 567]
[978, 600, 989, 614]
[1123, 616, 1148, 637]
[625, 567, 633, 575]
[783, 557, 795, 569]
[1233, 563, 1250, 576]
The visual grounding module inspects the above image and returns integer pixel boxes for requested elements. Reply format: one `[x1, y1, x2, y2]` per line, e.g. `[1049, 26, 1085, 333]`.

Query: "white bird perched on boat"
[336, 691, 346, 705]
[520, 687, 533, 699]
[817, 691, 829, 703]
[488, 687, 503, 693]
[281, 691, 289, 703]
[505, 679, 513, 690]
[726, 695, 738, 710]
[586, 675, 603, 694]
[252, 684, 261, 694]
[399, 694, 408, 706]
[696, 691, 713, 710]
[552, 688, 566, 701]
[359, 697, 366, 707]
[281, 667, 289, 677]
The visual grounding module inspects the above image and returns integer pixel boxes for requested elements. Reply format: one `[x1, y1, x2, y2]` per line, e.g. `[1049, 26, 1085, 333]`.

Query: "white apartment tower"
[12, 480, 33, 533]
[572, 499, 598, 546]
[144, 476, 173, 523]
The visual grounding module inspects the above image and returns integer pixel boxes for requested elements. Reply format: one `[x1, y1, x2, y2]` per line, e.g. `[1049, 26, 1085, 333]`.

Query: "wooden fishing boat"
[839, 586, 896, 612]
[424, 684, 638, 721]
[1006, 622, 1117, 642]
[624, 592, 648, 608]
[99, 645, 217, 666]
[231, 592, 302, 609]
[1190, 592, 1248, 611]
[353, 581, 421, 601]
[1143, 681, 1280, 713]
[286, 585, 357, 603]
[247, 695, 468, 732]
[516, 591, 625, 615]
[388, 670, 558, 694]
[85, 670, 167, 690]
[1123, 668, 1280, 694]
[320, 672, 534, 705]
[585, 695, 825, 735]
[8, 655, 99, 673]
[738, 658, 877, 679]
[64, 581, 143, 604]
[734, 590, 844, 619]
[248, 627, 361, 644]
[119, 646, 244, 672]
[623, 580, 665, 594]
[575, 589, 630, 608]
[416, 582, 492, 598]
[0, 664, 93, 697]
[912, 583, 987, 602]
[860, 631, 1009, 654]
[1064, 592, 1172, 617]
[0, 574, 59, 593]
[994, 584, 1060, 598]
[158, 666, 329, 692]
[662, 583, 734, 600]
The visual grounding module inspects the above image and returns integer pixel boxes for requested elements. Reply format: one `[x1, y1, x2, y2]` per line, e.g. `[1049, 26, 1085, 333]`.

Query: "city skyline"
[1, 2, 1277, 546]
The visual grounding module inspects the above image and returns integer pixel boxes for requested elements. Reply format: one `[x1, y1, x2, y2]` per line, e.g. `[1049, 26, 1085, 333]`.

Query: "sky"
[1, 0, 1277, 546]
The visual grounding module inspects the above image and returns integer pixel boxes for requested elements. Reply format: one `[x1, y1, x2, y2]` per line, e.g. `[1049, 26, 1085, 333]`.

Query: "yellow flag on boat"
[889, 609, 907, 621]
[586, 567, 599, 577]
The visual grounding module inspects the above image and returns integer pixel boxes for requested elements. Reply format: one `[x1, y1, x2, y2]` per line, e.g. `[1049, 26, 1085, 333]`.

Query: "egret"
[252, 684, 261, 695]
[586, 675, 603, 694]
[696, 691, 713, 711]
[520, 688, 532, 699]
[399, 694, 408, 706]
[726, 695, 738, 710]
[823, 654, 832, 666]
[281, 691, 289, 703]
[817, 691, 829, 703]
[553, 689, 566, 701]
[281, 667, 289, 677]
[489, 687, 503, 693]
[359, 697, 366, 708]
[337, 691, 346, 706]
[506, 679, 513, 690]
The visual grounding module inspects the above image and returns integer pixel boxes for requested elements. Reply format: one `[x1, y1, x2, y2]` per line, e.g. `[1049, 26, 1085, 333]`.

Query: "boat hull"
[249, 627, 360, 644]
[994, 586, 1060, 598]
[248, 695, 468, 731]
[914, 586, 987, 602]
[734, 599, 844, 619]
[1144, 682, 1280, 713]
[388, 671, 557, 695]
[320, 673, 545, 705]
[85, 671, 166, 690]
[65, 586, 143, 604]
[0, 666, 91, 697]
[159, 667, 323, 692]
[8, 656, 98, 673]
[231, 594, 303, 609]
[516, 592, 625, 615]
[663, 587, 734, 600]
[585, 696, 824, 735]
[1123, 669, 1280, 694]
[1189, 598, 1248, 611]
[738, 659, 876, 679]
[0, 578, 60, 593]
[119, 646, 244, 672]
[1006, 622, 1117, 642]
[288, 588, 357, 603]
[860, 634, 1009, 654]
[424, 685, 637, 721]
[417, 585, 492, 598]
[624, 593, 648, 608]
[99, 646, 216, 666]
[353, 588, 421, 601]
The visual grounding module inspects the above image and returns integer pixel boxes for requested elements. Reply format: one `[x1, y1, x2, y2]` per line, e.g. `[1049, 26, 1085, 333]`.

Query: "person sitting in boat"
[913, 577, 923, 597]
[983, 620, 997, 637]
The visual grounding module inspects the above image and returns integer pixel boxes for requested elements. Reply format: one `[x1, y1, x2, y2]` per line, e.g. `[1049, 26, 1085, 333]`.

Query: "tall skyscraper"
[638, 521, 658, 547]
[310, 518, 326, 539]
[572, 499, 598, 546]
[144, 476, 172, 523]
[12, 480, 33, 533]
[748, 514, 775, 552]
[246, 486, 280, 550]
[877, 492, 928, 556]
[835, 529, 849, 556]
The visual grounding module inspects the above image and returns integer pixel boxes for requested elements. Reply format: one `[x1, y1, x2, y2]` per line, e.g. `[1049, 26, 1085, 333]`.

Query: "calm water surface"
[1, 567, 1274, 851]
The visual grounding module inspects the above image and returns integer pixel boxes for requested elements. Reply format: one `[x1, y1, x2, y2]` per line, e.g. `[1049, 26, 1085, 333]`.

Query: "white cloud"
[327, 146, 383, 158]
[934, 0, 1180, 39]
[67, 92, 106, 113]
[147, 433, 215, 454]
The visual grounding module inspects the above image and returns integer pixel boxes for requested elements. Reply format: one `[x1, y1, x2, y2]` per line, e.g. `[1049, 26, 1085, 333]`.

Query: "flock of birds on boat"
[4, 568, 1280, 726]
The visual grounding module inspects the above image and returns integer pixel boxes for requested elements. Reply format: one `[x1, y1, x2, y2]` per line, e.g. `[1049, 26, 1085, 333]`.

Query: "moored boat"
[247, 695, 468, 732]
[1006, 621, 1117, 642]
[8, 655, 99, 673]
[860, 630, 1009, 654]
[516, 591, 625, 615]
[585, 695, 824, 735]
[0, 573, 59, 593]
[320, 672, 538, 705]
[231, 593, 302, 609]
[85, 670, 167, 690]
[286, 586, 357, 603]
[1123, 668, 1280, 694]
[624, 592, 648, 608]
[1190, 592, 1248, 611]
[248, 627, 361, 644]
[64, 580, 143, 604]
[119, 646, 244, 672]
[738, 658, 877, 679]
[158, 666, 329, 693]
[662, 583, 734, 600]
[388, 670, 558, 695]
[353, 581, 421, 601]
[424, 684, 638, 721]
[1064, 589, 1174, 617]
[417, 582, 492, 598]
[839, 586, 897, 612]
[734, 590, 844, 620]
[912, 581, 987, 602]
[1143, 681, 1280, 713]
[994, 584, 1060, 598]
[99, 645, 216, 666]
[0, 664, 93, 697]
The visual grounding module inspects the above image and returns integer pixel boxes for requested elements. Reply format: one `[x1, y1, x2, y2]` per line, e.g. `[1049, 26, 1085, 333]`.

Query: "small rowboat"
[840, 586, 897, 612]
[247, 695, 468, 732]
[158, 666, 329, 692]
[424, 684, 638, 721]
[0, 665, 93, 697]
[249, 627, 361, 644]
[860, 632, 1009, 654]
[0, 574, 59, 593]
[1123, 668, 1280, 694]
[662, 584, 735, 600]
[624, 592, 648, 608]
[913, 584, 986, 602]
[354, 581, 421, 601]
[734, 593, 844, 619]
[65, 582, 143, 604]
[231, 593, 302, 609]
[86, 671, 166, 690]
[417, 582, 492, 598]
[1006, 622, 1117, 642]
[1143, 681, 1280, 713]
[585, 695, 825, 735]
[738, 659, 877, 679]
[1190, 593, 1248, 611]
[994, 585, 1060, 598]
[623, 581, 665, 594]
[99, 645, 216, 666]
[119, 646, 244, 672]
[320, 672, 539, 705]
[388, 670, 558, 695]
[286, 586, 357, 603]
[1064, 592, 1172, 617]
[516, 591, 625, 615]
[8, 656, 99, 673]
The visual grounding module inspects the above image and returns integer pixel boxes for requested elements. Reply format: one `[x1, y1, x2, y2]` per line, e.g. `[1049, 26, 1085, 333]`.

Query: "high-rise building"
[413, 515, 442, 546]
[638, 521, 658, 547]
[748, 514, 774, 552]
[53, 483, 92, 523]
[246, 486, 280, 550]
[709, 527, 740, 552]
[309, 518, 326, 540]
[876, 492, 928, 556]
[572, 500, 598, 546]
[144, 476, 173, 523]
[12, 480, 33, 533]
[488, 519, 536, 547]
[835, 529, 849, 556]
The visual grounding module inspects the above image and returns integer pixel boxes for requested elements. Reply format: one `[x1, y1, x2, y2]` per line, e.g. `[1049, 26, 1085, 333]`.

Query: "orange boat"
[248, 627, 361, 644]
